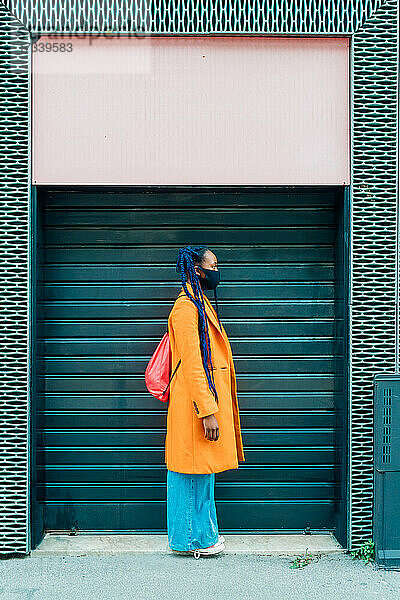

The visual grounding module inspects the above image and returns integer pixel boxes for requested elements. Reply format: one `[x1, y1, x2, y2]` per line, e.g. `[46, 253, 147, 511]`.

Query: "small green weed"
[289, 548, 322, 569]
[349, 540, 375, 564]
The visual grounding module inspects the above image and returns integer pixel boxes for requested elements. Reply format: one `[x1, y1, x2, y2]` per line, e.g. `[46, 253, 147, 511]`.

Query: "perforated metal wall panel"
[2, 0, 384, 34]
[351, 0, 398, 547]
[0, 3, 30, 554]
[0, 0, 398, 553]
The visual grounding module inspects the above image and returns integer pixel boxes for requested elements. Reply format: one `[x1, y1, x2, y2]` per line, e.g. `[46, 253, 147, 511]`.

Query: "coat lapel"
[203, 292, 222, 333]
[179, 284, 224, 339]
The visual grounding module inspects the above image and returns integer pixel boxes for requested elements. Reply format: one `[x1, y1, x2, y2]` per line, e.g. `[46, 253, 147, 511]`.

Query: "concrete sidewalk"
[32, 533, 343, 556]
[0, 536, 400, 600]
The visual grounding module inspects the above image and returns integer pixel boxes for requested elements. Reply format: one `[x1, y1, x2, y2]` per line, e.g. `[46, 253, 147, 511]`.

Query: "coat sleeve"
[169, 297, 219, 419]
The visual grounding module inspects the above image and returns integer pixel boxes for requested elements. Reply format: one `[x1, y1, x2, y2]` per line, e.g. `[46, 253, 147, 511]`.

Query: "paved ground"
[1, 551, 400, 600]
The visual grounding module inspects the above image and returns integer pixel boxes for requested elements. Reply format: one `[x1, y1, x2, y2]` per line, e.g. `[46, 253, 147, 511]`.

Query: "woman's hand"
[202, 414, 219, 441]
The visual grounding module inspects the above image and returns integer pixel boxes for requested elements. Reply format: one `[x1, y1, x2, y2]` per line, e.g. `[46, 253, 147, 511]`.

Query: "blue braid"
[175, 245, 218, 403]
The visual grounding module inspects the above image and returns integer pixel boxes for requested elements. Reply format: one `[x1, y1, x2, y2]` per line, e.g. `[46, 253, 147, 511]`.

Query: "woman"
[165, 245, 245, 557]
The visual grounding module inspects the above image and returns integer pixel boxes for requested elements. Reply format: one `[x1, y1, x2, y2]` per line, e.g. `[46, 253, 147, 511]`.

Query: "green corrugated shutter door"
[37, 188, 341, 533]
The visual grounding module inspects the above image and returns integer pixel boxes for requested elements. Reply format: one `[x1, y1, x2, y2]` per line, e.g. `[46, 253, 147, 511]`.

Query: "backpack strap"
[162, 358, 182, 396]
[164, 292, 187, 392]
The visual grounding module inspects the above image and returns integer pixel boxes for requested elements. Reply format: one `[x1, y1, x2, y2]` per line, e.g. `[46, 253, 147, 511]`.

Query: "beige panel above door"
[32, 35, 349, 185]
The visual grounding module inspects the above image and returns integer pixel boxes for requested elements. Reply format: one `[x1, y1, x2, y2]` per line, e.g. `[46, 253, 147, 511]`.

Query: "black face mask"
[198, 267, 220, 290]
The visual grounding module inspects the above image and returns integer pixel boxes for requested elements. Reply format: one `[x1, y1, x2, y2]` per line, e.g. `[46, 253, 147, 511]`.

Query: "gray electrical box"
[373, 374, 400, 569]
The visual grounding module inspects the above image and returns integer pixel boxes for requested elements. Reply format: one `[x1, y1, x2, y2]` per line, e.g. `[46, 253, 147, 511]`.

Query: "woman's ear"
[194, 265, 202, 278]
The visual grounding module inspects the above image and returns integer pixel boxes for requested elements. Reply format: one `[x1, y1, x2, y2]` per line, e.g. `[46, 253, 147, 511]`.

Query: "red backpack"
[145, 330, 181, 402]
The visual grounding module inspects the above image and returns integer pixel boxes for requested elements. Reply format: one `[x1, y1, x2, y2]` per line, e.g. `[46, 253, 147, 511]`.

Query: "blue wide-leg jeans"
[166, 469, 219, 551]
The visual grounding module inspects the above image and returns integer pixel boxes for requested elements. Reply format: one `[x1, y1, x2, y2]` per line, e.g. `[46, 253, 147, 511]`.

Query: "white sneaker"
[218, 534, 225, 543]
[192, 539, 225, 558]
[170, 539, 225, 558]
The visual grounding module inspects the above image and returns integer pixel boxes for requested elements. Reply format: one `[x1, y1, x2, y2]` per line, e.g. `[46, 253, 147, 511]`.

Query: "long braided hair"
[175, 245, 218, 403]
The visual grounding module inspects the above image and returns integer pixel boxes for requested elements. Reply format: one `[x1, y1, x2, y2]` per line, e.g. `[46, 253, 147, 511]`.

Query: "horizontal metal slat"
[45, 246, 335, 264]
[39, 481, 339, 502]
[45, 208, 335, 229]
[45, 189, 339, 209]
[38, 301, 336, 320]
[38, 411, 336, 429]
[40, 320, 336, 338]
[38, 428, 336, 447]
[37, 465, 337, 484]
[37, 447, 336, 466]
[37, 374, 337, 393]
[45, 228, 336, 245]
[40, 356, 337, 375]
[38, 392, 337, 411]
[41, 338, 336, 356]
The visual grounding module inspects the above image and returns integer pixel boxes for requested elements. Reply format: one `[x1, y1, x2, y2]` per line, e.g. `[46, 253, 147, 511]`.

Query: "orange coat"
[165, 284, 245, 474]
